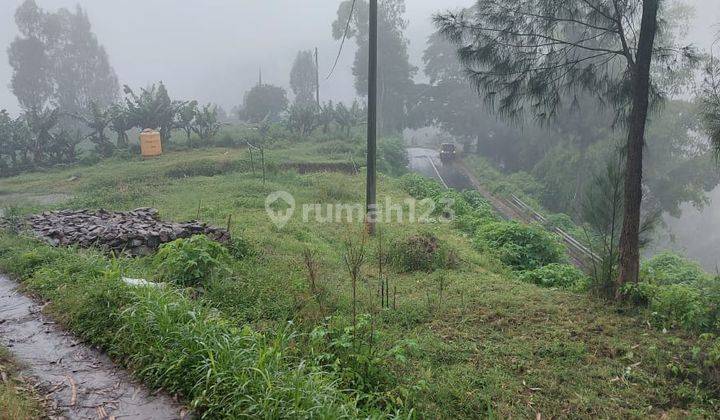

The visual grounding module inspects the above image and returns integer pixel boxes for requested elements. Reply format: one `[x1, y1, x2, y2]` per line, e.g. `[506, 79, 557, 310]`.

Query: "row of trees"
[285, 101, 366, 136]
[0, 81, 222, 175]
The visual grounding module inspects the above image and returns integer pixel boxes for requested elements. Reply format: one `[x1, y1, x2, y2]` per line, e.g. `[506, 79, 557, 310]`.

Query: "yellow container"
[140, 129, 162, 157]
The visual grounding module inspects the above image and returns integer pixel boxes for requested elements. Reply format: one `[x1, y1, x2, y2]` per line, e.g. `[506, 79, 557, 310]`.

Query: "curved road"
[407, 147, 597, 270]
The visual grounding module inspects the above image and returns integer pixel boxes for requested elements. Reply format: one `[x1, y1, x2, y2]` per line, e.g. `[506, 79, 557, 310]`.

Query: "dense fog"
[1, 0, 717, 112]
[0, 0, 718, 269]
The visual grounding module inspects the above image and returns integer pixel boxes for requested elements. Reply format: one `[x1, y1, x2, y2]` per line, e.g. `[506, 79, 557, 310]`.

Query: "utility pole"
[315, 47, 321, 106]
[366, 0, 378, 235]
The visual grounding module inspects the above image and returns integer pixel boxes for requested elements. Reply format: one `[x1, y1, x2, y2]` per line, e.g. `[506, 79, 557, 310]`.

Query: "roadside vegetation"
[0, 347, 45, 420]
[1, 0, 719, 418]
[2, 137, 720, 417]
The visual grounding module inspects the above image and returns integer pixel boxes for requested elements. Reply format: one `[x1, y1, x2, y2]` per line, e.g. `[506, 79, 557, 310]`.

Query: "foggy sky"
[1, 0, 717, 114]
[0, 0, 466, 113]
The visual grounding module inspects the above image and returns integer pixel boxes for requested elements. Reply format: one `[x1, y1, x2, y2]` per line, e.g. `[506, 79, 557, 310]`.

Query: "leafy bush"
[155, 235, 230, 287]
[377, 136, 409, 176]
[474, 221, 565, 271]
[519, 263, 588, 289]
[461, 190, 497, 220]
[641, 252, 710, 286]
[388, 232, 459, 272]
[399, 173, 443, 200]
[309, 314, 419, 409]
[648, 284, 709, 331]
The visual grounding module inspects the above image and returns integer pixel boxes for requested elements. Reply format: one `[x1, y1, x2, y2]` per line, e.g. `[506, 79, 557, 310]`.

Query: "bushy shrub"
[461, 190, 497, 220]
[155, 235, 230, 287]
[377, 136, 409, 176]
[451, 191, 498, 233]
[623, 278, 720, 333]
[388, 232, 459, 272]
[309, 314, 419, 408]
[648, 284, 709, 331]
[519, 263, 588, 289]
[399, 173, 443, 200]
[474, 221, 565, 271]
[641, 252, 710, 286]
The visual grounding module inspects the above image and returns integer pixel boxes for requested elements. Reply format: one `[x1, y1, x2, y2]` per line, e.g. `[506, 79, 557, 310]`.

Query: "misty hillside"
[0, 0, 719, 418]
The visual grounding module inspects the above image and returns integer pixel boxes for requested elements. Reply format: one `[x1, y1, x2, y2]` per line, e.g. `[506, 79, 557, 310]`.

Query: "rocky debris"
[24, 208, 230, 256]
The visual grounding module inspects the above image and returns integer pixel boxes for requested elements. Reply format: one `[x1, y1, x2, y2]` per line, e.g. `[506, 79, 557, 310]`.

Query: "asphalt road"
[407, 147, 596, 270]
[407, 147, 474, 191]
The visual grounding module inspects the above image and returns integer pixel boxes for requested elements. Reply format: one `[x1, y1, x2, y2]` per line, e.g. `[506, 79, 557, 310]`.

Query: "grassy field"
[0, 142, 718, 418]
[0, 347, 45, 420]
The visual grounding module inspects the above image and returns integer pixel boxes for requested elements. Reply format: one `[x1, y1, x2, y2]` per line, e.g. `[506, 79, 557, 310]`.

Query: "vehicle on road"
[439, 143, 457, 162]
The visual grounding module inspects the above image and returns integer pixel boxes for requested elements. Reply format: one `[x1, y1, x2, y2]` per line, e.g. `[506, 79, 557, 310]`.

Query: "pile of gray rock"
[24, 208, 230, 256]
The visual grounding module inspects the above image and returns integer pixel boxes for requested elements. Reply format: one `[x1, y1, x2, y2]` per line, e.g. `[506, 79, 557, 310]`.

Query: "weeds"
[154, 235, 230, 287]
[343, 233, 367, 334]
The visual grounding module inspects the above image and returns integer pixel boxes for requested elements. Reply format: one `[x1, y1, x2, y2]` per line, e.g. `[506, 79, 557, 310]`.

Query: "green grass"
[0, 141, 719, 417]
[0, 347, 45, 420]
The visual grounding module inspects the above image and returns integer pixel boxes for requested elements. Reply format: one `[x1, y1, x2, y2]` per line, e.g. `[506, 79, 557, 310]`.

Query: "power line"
[326, 0, 357, 80]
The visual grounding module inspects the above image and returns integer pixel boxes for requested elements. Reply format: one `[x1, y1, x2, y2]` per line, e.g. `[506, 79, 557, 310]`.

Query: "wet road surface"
[407, 148, 474, 191]
[0, 275, 186, 419]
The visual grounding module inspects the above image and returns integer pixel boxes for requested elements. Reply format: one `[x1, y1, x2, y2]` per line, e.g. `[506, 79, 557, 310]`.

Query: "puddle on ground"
[0, 275, 186, 419]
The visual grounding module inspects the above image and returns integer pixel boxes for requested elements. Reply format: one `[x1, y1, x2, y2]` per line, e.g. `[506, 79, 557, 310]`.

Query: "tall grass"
[0, 236, 369, 418]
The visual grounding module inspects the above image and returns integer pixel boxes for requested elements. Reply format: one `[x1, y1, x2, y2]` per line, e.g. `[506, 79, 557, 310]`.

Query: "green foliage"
[0, 205, 24, 234]
[226, 235, 254, 260]
[117, 289, 358, 418]
[377, 136, 409, 176]
[164, 158, 247, 179]
[0, 237, 373, 418]
[691, 334, 720, 389]
[9, 0, 118, 115]
[388, 232, 458, 273]
[700, 52, 720, 157]
[290, 50, 318, 106]
[285, 104, 321, 136]
[641, 252, 711, 286]
[474, 221, 565, 271]
[154, 235, 230, 287]
[399, 173, 443, 199]
[649, 284, 709, 331]
[241, 84, 288, 123]
[332, 0, 416, 133]
[122, 82, 182, 144]
[191, 103, 221, 144]
[310, 314, 420, 409]
[519, 263, 588, 289]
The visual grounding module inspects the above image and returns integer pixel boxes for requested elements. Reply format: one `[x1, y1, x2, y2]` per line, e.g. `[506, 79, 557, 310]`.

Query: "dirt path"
[0, 275, 186, 419]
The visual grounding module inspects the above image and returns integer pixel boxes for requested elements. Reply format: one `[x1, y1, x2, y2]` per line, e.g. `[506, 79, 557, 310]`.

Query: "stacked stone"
[25, 208, 230, 256]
